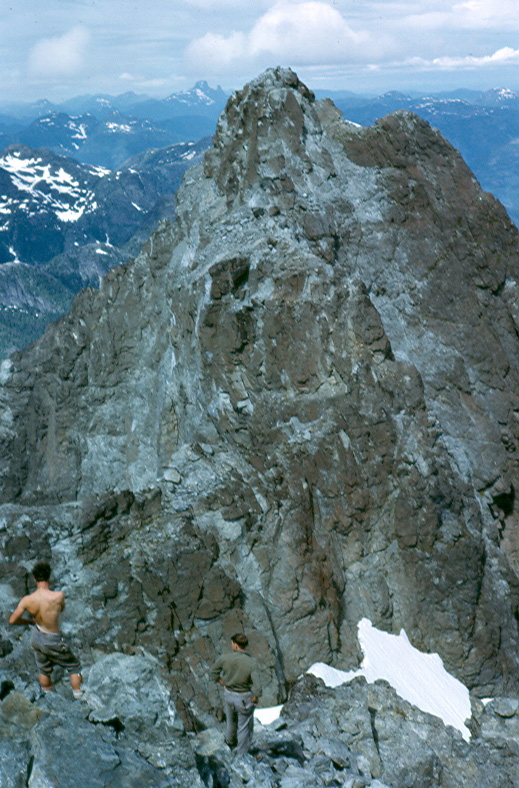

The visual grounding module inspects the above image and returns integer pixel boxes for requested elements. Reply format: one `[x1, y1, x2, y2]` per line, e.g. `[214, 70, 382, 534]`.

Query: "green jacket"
[210, 649, 262, 697]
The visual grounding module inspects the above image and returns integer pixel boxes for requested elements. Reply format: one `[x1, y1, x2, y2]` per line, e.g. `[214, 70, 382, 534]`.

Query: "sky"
[2, 0, 519, 104]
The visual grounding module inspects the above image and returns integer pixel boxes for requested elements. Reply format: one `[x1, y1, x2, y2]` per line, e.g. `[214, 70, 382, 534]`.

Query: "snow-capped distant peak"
[480, 87, 519, 104]
[166, 79, 223, 107]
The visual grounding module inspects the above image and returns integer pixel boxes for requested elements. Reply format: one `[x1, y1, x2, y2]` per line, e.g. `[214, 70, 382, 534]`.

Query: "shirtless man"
[9, 561, 82, 698]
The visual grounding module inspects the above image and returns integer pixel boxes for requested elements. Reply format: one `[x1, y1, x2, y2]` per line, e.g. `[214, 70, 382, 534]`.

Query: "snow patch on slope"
[256, 618, 472, 742]
[0, 150, 101, 223]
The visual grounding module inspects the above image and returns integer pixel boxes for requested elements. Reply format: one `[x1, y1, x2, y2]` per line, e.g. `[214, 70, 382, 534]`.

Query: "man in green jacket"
[210, 633, 262, 756]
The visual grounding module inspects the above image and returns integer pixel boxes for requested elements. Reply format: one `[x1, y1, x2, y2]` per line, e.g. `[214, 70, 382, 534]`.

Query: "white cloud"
[362, 45, 519, 82]
[182, 0, 269, 7]
[248, 1, 367, 59]
[453, 0, 519, 28]
[185, 1, 382, 73]
[28, 26, 90, 78]
[387, 0, 519, 37]
[188, 31, 248, 68]
[407, 46, 519, 70]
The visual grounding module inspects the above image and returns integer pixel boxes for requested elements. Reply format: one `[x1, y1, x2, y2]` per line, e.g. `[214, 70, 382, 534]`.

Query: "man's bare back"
[9, 561, 82, 696]
[10, 587, 65, 632]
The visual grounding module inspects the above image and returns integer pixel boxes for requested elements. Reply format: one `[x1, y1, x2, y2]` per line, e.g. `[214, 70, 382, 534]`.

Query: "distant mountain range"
[1, 81, 519, 360]
[0, 80, 228, 122]
[0, 81, 228, 169]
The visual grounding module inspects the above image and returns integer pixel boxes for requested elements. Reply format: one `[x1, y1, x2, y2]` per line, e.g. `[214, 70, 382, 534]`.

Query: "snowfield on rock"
[257, 618, 472, 741]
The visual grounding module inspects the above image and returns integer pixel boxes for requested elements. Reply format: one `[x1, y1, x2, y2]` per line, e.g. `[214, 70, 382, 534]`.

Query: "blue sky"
[3, 0, 519, 102]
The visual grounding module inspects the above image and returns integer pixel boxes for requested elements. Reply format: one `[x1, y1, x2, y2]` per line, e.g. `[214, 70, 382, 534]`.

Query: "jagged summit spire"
[235, 65, 315, 98]
[202, 67, 330, 208]
[201, 65, 457, 214]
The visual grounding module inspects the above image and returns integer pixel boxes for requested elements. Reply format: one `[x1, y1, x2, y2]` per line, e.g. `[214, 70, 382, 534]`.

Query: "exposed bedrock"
[1, 67, 519, 736]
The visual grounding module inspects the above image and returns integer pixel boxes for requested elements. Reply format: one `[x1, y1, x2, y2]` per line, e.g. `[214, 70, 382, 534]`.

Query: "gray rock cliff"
[1, 67, 519, 785]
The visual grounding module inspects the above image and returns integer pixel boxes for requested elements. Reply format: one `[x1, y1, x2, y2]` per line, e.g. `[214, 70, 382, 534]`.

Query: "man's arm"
[9, 598, 34, 626]
[251, 662, 262, 704]
[209, 656, 224, 685]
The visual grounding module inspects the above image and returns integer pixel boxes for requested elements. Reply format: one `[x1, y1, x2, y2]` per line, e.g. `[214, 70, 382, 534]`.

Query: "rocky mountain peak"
[1, 69, 519, 786]
[204, 67, 320, 206]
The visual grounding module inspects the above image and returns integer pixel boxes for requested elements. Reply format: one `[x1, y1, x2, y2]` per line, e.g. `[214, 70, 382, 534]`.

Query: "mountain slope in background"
[0, 81, 227, 169]
[2, 81, 519, 362]
[0, 137, 212, 358]
[331, 88, 519, 225]
[0, 80, 228, 122]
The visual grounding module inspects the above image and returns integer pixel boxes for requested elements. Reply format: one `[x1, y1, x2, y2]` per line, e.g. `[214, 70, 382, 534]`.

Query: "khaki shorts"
[30, 628, 81, 676]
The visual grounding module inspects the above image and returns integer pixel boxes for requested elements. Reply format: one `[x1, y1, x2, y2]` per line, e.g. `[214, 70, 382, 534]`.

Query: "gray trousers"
[224, 689, 254, 756]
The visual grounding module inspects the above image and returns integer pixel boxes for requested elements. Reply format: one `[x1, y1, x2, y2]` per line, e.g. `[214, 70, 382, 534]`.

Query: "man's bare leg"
[71, 672, 83, 698]
[39, 673, 53, 692]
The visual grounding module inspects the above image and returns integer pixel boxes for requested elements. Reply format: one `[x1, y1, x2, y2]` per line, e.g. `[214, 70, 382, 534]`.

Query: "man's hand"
[252, 696, 258, 705]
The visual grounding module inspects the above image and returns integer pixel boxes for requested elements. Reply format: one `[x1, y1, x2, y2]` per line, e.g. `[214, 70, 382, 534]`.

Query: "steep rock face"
[1, 68, 519, 729]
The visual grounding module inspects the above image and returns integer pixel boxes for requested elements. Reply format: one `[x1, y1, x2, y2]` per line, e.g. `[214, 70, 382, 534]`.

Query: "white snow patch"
[0, 152, 98, 221]
[254, 705, 283, 725]
[8, 246, 21, 263]
[56, 167, 78, 187]
[256, 618, 472, 739]
[56, 204, 86, 222]
[90, 166, 111, 178]
[106, 122, 132, 133]
[68, 121, 87, 140]
[308, 618, 472, 741]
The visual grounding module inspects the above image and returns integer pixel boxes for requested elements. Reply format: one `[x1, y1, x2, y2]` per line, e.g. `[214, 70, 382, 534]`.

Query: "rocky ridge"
[1, 67, 519, 785]
[330, 87, 519, 225]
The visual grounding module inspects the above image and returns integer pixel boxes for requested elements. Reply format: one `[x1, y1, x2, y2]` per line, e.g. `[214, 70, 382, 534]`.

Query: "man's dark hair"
[231, 633, 248, 649]
[32, 562, 51, 583]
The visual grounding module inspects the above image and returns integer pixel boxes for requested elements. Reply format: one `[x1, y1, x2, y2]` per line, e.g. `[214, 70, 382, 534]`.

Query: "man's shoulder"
[20, 591, 39, 612]
[40, 588, 64, 600]
[237, 650, 255, 665]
